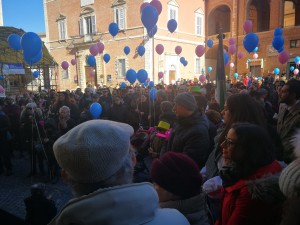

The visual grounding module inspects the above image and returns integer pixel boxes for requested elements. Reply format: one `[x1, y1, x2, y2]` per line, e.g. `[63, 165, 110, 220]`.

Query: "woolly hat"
[279, 129, 300, 198]
[53, 120, 134, 184]
[174, 92, 198, 112]
[26, 102, 37, 109]
[150, 152, 202, 198]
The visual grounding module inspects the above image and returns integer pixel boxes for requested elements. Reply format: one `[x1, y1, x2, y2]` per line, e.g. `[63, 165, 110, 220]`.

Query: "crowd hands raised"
[1, 75, 300, 224]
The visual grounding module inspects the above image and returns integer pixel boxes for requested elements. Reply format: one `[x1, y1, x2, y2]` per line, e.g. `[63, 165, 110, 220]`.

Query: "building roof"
[0, 26, 57, 67]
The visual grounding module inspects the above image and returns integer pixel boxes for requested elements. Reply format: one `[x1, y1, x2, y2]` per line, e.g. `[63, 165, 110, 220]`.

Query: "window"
[62, 69, 69, 79]
[81, 0, 94, 7]
[195, 8, 204, 36]
[117, 59, 126, 77]
[114, 7, 126, 30]
[79, 15, 96, 35]
[290, 40, 300, 48]
[168, 1, 179, 21]
[195, 58, 201, 74]
[58, 19, 66, 40]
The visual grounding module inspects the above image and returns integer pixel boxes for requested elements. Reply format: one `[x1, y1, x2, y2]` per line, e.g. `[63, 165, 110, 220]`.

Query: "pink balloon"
[243, 20, 253, 33]
[278, 50, 290, 64]
[175, 46, 182, 55]
[97, 42, 105, 54]
[199, 74, 206, 83]
[156, 44, 164, 55]
[71, 59, 76, 65]
[90, 44, 99, 56]
[61, 61, 69, 70]
[253, 53, 258, 59]
[238, 52, 244, 59]
[229, 38, 236, 45]
[230, 62, 234, 68]
[150, 0, 162, 15]
[228, 45, 237, 55]
[297, 61, 300, 65]
[294, 69, 299, 75]
[147, 78, 150, 82]
[195, 45, 205, 57]
[158, 72, 164, 79]
[90, 70, 95, 76]
[140, 2, 150, 13]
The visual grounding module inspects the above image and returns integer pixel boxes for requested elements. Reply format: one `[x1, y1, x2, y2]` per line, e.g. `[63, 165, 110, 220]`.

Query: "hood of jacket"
[48, 182, 190, 225]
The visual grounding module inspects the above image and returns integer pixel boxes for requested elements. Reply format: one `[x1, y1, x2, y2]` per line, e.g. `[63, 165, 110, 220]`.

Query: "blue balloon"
[243, 33, 259, 53]
[108, 22, 119, 37]
[90, 102, 102, 119]
[208, 67, 212, 72]
[147, 25, 157, 38]
[87, 55, 96, 67]
[272, 36, 284, 51]
[126, 69, 137, 84]
[149, 81, 154, 87]
[137, 46, 145, 57]
[21, 32, 42, 58]
[277, 46, 284, 53]
[103, 54, 110, 63]
[207, 39, 213, 48]
[183, 60, 188, 67]
[24, 50, 43, 66]
[120, 82, 127, 88]
[234, 73, 238, 79]
[143, 81, 149, 87]
[294, 56, 300, 63]
[124, 46, 130, 55]
[180, 57, 186, 64]
[0, 75, 3, 80]
[141, 5, 158, 30]
[290, 66, 295, 72]
[137, 69, 148, 83]
[274, 28, 283, 36]
[8, 34, 22, 51]
[274, 68, 280, 75]
[247, 59, 251, 63]
[33, 71, 39, 78]
[253, 47, 258, 53]
[167, 19, 177, 33]
[224, 52, 230, 65]
[149, 88, 157, 100]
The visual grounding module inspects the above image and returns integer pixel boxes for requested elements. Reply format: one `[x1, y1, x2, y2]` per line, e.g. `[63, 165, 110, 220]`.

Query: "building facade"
[43, 0, 205, 90]
[205, 0, 300, 80]
[0, 0, 3, 26]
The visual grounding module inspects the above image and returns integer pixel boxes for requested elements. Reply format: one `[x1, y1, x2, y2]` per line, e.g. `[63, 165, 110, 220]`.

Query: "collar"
[287, 100, 300, 111]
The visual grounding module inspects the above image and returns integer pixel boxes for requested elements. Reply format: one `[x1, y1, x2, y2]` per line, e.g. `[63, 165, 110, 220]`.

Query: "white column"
[0, 0, 3, 26]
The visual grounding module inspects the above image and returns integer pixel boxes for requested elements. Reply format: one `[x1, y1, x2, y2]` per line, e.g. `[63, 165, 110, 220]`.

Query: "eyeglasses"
[224, 136, 237, 147]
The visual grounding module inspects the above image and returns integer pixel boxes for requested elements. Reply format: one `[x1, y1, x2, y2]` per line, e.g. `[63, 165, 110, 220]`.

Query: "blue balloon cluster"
[120, 82, 127, 88]
[109, 22, 119, 37]
[272, 28, 284, 53]
[90, 102, 102, 119]
[243, 33, 259, 53]
[7, 34, 22, 51]
[126, 69, 137, 84]
[167, 19, 177, 33]
[87, 55, 96, 67]
[207, 39, 213, 48]
[21, 32, 43, 66]
[274, 68, 280, 75]
[33, 71, 39, 78]
[124, 46, 130, 55]
[103, 54, 110, 63]
[180, 57, 188, 66]
[137, 46, 145, 57]
[149, 88, 157, 100]
[137, 69, 148, 83]
[147, 25, 157, 38]
[141, 6, 158, 31]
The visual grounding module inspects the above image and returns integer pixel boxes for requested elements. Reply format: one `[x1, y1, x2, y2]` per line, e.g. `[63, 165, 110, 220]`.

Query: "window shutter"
[119, 8, 125, 30]
[62, 20, 66, 40]
[58, 21, 62, 40]
[196, 16, 201, 35]
[170, 9, 176, 20]
[79, 18, 84, 36]
[91, 15, 96, 34]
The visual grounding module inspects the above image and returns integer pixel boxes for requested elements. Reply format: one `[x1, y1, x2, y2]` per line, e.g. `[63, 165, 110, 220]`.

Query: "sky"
[2, 0, 45, 33]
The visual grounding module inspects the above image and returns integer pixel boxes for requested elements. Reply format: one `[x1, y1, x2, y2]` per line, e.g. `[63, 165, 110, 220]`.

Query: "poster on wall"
[2, 63, 25, 75]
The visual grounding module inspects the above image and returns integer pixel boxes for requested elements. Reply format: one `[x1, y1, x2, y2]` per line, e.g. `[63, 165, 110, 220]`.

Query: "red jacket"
[216, 160, 282, 225]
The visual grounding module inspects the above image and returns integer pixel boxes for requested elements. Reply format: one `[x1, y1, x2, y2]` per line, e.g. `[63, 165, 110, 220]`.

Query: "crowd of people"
[1, 74, 300, 225]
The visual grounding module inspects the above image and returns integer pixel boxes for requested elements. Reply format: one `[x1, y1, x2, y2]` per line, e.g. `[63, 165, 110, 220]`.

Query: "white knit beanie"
[279, 129, 300, 198]
[53, 120, 134, 183]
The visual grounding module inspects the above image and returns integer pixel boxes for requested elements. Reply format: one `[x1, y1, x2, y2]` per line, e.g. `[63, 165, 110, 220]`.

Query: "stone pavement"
[0, 152, 72, 220]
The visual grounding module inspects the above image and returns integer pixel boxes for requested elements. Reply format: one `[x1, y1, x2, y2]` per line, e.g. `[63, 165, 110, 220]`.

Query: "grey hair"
[68, 152, 134, 197]
[59, 105, 70, 115]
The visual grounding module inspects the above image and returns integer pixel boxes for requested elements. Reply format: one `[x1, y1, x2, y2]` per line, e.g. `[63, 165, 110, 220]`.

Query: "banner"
[2, 63, 25, 75]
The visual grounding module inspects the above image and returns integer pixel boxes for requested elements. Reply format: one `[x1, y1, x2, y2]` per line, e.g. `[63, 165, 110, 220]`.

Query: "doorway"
[169, 70, 176, 84]
[85, 66, 97, 87]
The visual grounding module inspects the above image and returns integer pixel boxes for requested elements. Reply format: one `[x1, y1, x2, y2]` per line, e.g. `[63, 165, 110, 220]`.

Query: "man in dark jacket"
[165, 92, 210, 168]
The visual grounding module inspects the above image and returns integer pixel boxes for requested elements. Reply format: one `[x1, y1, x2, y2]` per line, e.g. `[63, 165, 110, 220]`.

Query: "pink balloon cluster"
[195, 45, 205, 57]
[243, 20, 253, 33]
[97, 42, 105, 54]
[156, 44, 164, 55]
[158, 72, 164, 79]
[278, 50, 290, 64]
[141, 0, 162, 15]
[175, 46, 182, 55]
[228, 45, 237, 55]
[89, 44, 99, 56]
[61, 61, 69, 70]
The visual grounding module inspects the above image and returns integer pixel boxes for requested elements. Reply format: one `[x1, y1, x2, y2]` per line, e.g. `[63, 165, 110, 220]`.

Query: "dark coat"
[110, 104, 129, 124]
[166, 112, 210, 168]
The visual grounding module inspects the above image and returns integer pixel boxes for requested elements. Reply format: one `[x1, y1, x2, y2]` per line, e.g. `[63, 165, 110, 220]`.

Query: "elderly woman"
[58, 106, 75, 136]
[215, 123, 284, 225]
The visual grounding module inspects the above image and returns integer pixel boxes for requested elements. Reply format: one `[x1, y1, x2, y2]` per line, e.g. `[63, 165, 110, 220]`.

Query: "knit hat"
[150, 152, 202, 198]
[279, 129, 300, 198]
[174, 92, 198, 112]
[53, 120, 134, 184]
[26, 102, 37, 109]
